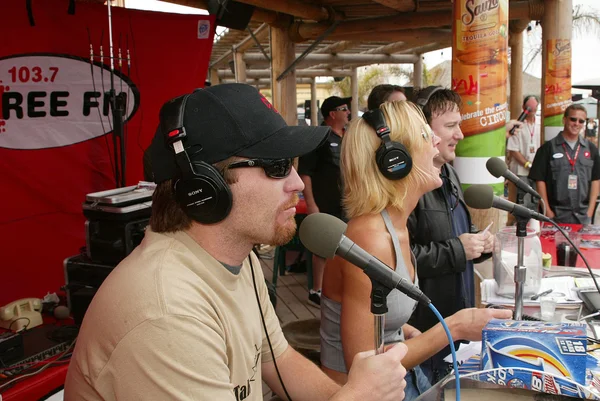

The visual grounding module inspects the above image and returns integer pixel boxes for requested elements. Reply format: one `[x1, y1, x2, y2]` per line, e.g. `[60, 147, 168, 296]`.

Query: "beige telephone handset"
[0, 298, 43, 331]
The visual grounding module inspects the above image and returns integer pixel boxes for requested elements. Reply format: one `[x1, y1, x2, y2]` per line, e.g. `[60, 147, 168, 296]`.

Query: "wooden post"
[233, 50, 247, 83]
[310, 78, 318, 126]
[209, 68, 220, 86]
[351, 67, 359, 120]
[270, 25, 297, 125]
[414, 55, 423, 88]
[509, 29, 524, 119]
[541, 0, 573, 142]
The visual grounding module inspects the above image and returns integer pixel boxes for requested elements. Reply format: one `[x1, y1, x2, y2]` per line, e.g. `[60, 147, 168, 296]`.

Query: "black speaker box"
[207, 0, 254, 31]
[64, 254, 116, 325]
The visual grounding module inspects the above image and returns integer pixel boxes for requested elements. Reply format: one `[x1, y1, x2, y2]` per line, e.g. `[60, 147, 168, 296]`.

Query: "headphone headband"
[415, 86, 443, 109]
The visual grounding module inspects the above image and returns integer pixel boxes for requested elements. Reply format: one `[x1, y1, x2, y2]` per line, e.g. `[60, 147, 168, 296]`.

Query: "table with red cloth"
[540, 223, 600, 269]
[1, 364, 68, 400]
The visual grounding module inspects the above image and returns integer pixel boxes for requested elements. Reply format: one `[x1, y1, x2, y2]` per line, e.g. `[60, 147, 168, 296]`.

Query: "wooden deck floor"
[256, 248, 321, 400]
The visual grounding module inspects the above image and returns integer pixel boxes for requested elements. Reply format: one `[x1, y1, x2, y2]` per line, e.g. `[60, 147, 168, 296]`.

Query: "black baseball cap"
[321, 96, 352, 119]
[151, 84, 330, 184]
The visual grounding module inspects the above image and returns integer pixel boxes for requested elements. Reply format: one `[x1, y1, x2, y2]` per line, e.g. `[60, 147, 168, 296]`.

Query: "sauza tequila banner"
[452, 0, 508, 191]
[544, 39, 572, 141]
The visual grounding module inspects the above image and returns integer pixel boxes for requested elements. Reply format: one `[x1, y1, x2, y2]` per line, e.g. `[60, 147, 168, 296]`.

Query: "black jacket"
[407, 164, 490, 332]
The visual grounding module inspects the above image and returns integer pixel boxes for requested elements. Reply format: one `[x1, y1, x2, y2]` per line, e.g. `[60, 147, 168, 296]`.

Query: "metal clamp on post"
[370, 280, 391, 355]
[513, 216, 529, 320]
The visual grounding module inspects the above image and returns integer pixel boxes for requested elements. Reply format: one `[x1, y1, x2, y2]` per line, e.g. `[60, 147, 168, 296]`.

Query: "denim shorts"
[403, 365, 432, 401]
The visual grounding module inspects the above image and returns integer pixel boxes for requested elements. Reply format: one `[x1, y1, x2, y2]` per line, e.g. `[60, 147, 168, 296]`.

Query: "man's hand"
[546, 209, 556, 219]
[505, 120, 523, 138]
[341, 343, 408, 401]
[458, 233, 486, 260]
[482, 231, 494, 254]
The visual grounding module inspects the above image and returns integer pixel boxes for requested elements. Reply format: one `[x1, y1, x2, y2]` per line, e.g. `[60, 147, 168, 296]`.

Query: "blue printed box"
[480, 320, 587, 386]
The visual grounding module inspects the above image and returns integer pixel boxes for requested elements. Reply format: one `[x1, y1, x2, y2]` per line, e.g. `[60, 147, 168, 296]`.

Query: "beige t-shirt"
[507, 116, 541, 176]
[65, 230, 287, 401]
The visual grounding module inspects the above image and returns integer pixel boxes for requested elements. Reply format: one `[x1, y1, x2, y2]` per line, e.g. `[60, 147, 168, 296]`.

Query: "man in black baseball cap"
[66, 83, 408, 401]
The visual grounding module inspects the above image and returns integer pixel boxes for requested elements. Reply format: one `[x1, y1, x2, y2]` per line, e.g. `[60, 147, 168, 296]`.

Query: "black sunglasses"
[568, 117, 586, 124]
[227, 158, 293, 179]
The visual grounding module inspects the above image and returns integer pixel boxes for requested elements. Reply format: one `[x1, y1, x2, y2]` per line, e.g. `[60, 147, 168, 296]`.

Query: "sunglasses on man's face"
[227, 158, 293, 179]
[568, 116, 586, 124]
[335, 106, 350, 112]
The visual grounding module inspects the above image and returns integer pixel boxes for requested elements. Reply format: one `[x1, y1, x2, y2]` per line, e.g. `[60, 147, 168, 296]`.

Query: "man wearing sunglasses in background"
[298, 95, 351, 307]
[66, 84, 408, 401]
[406, 88, 493, 384]
[529, 103, 600, 224]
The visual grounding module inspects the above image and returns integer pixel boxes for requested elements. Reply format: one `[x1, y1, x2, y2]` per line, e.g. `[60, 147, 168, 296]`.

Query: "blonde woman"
[319, 101, 511, 400]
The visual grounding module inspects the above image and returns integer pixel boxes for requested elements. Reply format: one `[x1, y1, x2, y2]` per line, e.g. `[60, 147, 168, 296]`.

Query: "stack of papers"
[481, 276, 582, 307]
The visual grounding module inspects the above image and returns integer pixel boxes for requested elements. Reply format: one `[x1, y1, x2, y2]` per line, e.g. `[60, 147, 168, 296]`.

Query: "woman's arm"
[340, 223, 512, 371]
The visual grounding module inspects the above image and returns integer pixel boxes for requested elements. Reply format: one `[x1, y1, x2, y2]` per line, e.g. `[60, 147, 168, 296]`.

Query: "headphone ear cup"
[376, 142, 412, 180]
[174, 162, 233, 224]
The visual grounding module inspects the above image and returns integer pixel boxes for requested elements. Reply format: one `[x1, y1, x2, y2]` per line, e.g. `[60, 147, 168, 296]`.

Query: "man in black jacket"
[407, 88, 493, 383]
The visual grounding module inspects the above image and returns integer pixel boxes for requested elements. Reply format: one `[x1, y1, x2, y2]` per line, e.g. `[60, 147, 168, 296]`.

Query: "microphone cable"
[428, 303, 461, 401]
[550, 223, 600, 296]
[249, 254, 293, 401]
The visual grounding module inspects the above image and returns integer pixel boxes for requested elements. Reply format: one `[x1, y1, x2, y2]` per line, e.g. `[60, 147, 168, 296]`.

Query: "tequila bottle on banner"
[453, 0, 509, 137]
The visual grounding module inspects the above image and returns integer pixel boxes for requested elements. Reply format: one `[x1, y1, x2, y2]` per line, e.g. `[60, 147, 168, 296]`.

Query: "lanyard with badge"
[562, 143, 580, 190]
[528, 122, 536, 156]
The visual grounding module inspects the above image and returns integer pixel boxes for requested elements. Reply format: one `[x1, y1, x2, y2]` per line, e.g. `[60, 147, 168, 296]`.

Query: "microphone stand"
[370, 280, 391, 355]
[513, 216, 529, 320]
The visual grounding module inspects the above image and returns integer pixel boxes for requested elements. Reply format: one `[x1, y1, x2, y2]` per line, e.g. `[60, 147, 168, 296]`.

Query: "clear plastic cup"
[540, 296, 557, 321]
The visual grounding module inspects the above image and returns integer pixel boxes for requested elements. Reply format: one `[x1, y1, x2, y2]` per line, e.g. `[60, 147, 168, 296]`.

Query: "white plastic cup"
[540, 296, 557, 321]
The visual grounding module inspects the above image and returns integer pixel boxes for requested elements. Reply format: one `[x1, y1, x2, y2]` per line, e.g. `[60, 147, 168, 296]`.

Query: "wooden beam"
[310, 79, 318, 126]
[210, 23, 269, 69]
[371, 0, 415, 12]
[233, 51, 247, 82]
[157, 0, 281, 24]
[314, 41, 357, 54]
[244, 53, 419, 68]
[209, 68, 220, 86]
[291, 2, 539, 42]
[414, 56, 423, 88]
[351, 68, 358, 119]
[222, 77, 314, 85]
[235, 0, 335, 22]
[271, 25, 297, 125]
[218, 69, 353, 78]
[509, 31, 524, 119]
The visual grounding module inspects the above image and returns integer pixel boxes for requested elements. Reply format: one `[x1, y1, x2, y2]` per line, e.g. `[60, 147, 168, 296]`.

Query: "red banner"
[0, 0, 215, 304]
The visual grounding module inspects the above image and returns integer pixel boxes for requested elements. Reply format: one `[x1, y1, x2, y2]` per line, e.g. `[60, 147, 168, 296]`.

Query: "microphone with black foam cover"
[299, 213, 430, 305]
[486, 157, 541, 200]
[508, 106, 532, 136]
[464, 184, 551, 223]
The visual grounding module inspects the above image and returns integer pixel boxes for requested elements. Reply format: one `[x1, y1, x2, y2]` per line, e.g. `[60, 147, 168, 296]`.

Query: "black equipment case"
[83, 185, 153, 264]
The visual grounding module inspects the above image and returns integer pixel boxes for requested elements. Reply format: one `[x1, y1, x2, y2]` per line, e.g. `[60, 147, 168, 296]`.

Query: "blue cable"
[428, 303, 461, 401]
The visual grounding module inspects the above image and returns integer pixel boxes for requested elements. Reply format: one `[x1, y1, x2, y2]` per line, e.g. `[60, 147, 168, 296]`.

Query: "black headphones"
[159, 93, 233, 224]
[415, 85, 443, 110]
[362, 108, 412, 180]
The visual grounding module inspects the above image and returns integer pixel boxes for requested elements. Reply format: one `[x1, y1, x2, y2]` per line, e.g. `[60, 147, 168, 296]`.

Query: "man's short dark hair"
[367, 84, 405, 111]
[419, 89, 462, 125]
[564, 103, 588, 118]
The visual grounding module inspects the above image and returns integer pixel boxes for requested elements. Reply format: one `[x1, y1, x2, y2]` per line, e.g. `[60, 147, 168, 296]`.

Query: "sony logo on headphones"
[188, 189, 203, 196]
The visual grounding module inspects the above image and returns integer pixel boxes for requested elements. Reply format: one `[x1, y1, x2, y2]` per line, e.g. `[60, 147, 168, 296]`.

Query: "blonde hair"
[341, 101, 435, 218]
